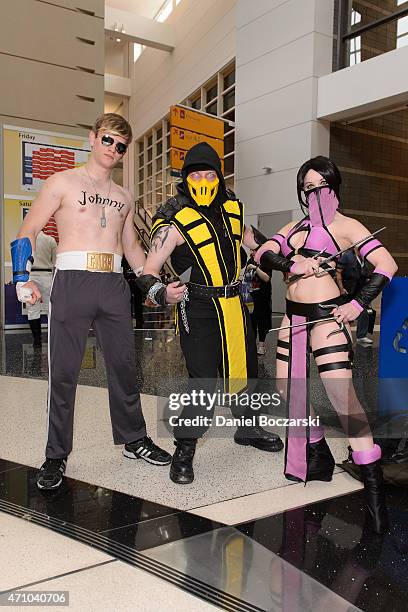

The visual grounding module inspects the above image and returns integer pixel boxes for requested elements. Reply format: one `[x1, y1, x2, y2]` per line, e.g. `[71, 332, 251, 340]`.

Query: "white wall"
[235, 0, 334, 222]
[106, 0, 164, 20]
[105, 39, 129, 77]
[129, 0, 236, 139]
[318, 45, 408, 121]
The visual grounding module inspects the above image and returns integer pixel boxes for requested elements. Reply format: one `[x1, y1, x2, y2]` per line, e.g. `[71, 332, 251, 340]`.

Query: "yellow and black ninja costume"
[140, 143, 283, 484]
[151, 144, 253, 395]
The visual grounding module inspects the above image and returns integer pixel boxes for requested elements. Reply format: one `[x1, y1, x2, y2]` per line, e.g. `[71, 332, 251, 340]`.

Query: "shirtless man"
[11, 113, 171, 490]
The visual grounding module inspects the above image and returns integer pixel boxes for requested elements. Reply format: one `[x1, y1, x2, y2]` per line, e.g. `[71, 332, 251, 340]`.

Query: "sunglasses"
[100, 134, 128, 155]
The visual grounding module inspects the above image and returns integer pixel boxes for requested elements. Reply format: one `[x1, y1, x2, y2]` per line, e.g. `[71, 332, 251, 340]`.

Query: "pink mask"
[306, 186, 338, 227]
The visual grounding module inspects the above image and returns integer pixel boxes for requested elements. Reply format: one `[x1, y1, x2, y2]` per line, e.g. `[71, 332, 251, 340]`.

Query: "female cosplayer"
[254, 156, 397, 533]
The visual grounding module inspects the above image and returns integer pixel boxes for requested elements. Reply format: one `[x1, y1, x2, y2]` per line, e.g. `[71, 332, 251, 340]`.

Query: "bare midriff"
[286, 259, 340, 304]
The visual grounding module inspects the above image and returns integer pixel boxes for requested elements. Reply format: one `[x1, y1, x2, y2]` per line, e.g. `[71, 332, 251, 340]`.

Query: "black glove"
[353, 272, 389, 309]
[259, 250, 293, 274]
[136, 274, 167, 306]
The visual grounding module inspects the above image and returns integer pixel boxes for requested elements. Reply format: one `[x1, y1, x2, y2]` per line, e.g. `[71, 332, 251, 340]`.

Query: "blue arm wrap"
[10, 237, 33, 283]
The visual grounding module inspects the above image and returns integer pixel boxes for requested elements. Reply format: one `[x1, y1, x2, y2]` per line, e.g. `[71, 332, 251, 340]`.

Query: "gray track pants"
[45, 270, 146, 459]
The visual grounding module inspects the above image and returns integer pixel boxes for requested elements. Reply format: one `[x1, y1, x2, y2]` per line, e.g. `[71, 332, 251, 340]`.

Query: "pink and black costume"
[253, 186, 393, 490]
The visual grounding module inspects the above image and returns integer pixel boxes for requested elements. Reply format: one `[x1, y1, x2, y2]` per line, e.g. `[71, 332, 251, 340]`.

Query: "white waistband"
[56, 251, 122, 273]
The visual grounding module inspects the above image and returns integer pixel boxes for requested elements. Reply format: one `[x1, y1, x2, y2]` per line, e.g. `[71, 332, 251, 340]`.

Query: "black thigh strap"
[318, 361, 351, 373]
[276, 353, 289, 362]
[277, 339, 289, 350]
[313, 344, 349, 358]
[341, 324, 354, 365]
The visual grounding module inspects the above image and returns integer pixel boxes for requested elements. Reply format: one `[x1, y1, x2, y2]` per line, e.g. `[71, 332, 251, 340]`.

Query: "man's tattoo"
[152, 226, 171, 252]
[78, 190, 126, 212]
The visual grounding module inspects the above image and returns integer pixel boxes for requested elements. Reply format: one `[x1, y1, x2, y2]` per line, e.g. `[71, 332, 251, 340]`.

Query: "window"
[133, 43, 145, 63]
[223, 89, 235, 113]
[155, 0, 183, 23]
[136, 120, 171, 215]
[156, 0, 172, 23]
[338, 1, 408, 69]
[397, 14, 408, 48]
[206, 83, 218, 105]
[191, 97, 201, 110]
[136, 61, 236, 214]
[349, 9, 361, 66]
[206, 101, 218, 116]
[223, 69, 235, 90]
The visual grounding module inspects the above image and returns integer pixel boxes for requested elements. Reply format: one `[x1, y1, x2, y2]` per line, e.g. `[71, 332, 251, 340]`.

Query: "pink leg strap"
[285, 316, 308, 482]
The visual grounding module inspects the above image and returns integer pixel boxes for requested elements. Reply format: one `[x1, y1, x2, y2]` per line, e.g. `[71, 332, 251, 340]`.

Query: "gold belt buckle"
[86, 252, 114, 272]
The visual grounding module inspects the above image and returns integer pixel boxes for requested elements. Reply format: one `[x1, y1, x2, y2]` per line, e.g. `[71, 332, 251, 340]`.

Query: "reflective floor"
[1, 458, 407, 611]
[1, 322, 407, 611]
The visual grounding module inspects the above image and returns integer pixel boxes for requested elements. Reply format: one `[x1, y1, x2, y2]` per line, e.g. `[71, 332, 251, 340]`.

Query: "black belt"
[286, 294, 348, 318]
[187, 281, 241, 299]
[286, 294, 354, 363]
[31, 268, 52, 272]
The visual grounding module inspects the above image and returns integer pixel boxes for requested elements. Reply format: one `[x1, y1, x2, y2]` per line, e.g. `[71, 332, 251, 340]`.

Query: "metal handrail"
[135, 199, 153, 231]
[342, 5, 408, 41]
[336, 0, 408, 70]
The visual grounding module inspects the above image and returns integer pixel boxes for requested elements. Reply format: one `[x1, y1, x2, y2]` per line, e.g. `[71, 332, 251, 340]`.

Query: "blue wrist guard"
[11, 237, 33, 283]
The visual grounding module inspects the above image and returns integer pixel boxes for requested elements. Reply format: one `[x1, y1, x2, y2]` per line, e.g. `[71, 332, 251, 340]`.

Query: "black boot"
[234, 424, 284, 452]
[29, 319, 42, 347]
[286, 437, 335, 483]
[170, 439, 197, 484]
[307, 438, 335, 482]
[359, 461, 388, 534]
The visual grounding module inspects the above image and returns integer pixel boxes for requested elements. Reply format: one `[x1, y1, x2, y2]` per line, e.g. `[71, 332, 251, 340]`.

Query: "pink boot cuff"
[352, 443, 381, 465]
[310, 425, 324, 444]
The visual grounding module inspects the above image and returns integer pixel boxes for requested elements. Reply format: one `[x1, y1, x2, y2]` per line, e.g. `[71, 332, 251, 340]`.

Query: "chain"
[84, 165, 111, 228]
[147, 281, 166, 306]
[179, 288, 190, 333]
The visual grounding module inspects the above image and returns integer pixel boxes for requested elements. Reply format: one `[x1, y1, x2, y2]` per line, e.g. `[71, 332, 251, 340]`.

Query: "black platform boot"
[169, 439, 197, 484]
[285, 438, 335, 482]
[358, 461, 388, 534]
[29, 319, 42, 347]
[307, 437, 335, 482]
[352, 444, 388, 534]
[286, 437, 335, 483]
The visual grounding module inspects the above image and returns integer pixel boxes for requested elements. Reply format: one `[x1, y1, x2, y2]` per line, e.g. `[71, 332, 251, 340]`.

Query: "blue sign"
[378, 277, 408, 423]
[379, 277, 408, 378]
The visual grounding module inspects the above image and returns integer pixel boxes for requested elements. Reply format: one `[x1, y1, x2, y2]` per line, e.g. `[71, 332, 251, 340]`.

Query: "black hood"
[179, 142, 227, 205]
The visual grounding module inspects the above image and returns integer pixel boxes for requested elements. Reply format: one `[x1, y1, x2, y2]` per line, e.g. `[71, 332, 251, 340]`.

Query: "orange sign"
[170, 127, 224, 159]
[170, 148, 224, 173]
[170, 147, 187, 170]
[170, 106, 224, 140]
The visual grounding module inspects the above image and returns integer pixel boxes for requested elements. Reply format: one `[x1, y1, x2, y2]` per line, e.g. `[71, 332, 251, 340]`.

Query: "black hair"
[297, 156, 342, 206]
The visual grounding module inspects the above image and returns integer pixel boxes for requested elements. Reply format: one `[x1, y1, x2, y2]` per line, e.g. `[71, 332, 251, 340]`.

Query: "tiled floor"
[0, 514, 218, 612]
[0, 375, 350, 511]
[0, 327, 407, 612]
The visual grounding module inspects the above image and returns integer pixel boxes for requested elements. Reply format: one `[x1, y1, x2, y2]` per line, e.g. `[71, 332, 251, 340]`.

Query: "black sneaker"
[123, 436, 171, 466]
[37, 458, 67, 490]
